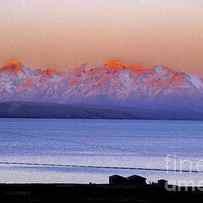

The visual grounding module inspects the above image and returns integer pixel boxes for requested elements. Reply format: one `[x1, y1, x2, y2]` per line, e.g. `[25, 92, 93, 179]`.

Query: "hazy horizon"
[1, 0, 203, 74]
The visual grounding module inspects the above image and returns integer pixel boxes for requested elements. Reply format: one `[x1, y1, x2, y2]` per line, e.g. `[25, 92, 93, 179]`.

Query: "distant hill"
[0, 101, 203, 120]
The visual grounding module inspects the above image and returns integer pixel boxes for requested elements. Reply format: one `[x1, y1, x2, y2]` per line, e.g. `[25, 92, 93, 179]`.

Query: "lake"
[0, 118, 203, 185]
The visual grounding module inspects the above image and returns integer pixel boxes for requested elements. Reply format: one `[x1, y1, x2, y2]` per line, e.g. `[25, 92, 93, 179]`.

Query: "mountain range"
[0, 59, 203, 120]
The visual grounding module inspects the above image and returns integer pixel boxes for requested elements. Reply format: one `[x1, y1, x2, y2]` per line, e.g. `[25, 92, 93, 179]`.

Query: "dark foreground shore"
[1, 183, 203, 203]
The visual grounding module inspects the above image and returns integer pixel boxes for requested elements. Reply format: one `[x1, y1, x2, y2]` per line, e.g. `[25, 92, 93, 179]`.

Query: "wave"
[0, 161, 201, 173]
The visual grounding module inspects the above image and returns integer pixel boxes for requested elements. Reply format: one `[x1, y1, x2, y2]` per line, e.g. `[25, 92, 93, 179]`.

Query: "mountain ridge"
[0, 60, 203, 119]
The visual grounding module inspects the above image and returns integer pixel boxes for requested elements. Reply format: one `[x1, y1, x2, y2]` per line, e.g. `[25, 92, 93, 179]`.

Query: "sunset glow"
[0, 1, 203, 74]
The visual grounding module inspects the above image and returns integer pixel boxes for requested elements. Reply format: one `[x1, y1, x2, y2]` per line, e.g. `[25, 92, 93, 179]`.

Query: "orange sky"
[1, 0, 203, 74]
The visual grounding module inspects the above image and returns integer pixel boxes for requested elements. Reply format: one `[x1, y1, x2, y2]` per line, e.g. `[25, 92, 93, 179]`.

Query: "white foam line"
[0, 161, 200, 173]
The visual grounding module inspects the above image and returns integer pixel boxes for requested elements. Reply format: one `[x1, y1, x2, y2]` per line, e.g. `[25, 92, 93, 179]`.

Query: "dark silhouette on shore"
[109, 174, 147, 185]
[1, 175, 203, 203]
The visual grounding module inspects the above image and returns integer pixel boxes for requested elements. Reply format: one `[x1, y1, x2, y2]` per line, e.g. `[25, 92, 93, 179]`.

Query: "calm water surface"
[0, 119, 203, 184]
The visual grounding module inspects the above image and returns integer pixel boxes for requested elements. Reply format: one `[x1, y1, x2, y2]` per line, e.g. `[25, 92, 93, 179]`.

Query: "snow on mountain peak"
[104, 59, 150, 74]
[105, 59, 128, 71]
[1, 60, 22, 74]
[187, 74, 203, 89]
[154, 65, 171, 73]
[0, 60, 203, 107]
[42, 68, 60, 77]
[129, 64, 151, 73]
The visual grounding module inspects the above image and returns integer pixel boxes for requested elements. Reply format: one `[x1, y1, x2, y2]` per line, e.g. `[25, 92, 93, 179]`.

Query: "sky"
[0, 0, 203, 74]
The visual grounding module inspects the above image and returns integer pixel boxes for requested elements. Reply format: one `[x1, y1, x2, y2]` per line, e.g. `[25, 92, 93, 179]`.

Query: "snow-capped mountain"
[0, 59, 203, 119]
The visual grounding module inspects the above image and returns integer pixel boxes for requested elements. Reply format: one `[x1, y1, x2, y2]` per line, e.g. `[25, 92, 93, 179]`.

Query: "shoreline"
[1, 181, 203, 202]
[0, 161, 202, 173]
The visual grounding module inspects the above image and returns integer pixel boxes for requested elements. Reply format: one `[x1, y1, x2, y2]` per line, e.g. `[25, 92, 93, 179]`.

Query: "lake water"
[0, 118, 203, 185]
